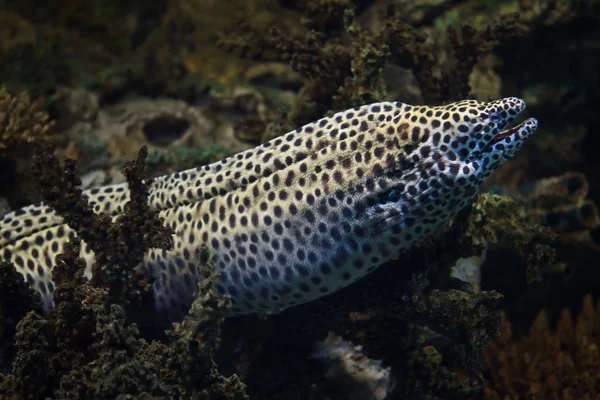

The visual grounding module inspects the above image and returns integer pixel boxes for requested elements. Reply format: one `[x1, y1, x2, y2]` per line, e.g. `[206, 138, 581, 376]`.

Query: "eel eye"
[489, 112, 502, 122]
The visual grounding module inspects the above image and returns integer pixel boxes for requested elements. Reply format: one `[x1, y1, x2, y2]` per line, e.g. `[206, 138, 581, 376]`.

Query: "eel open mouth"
[481, 117, 538, 158]
[490, 124, 520, 144]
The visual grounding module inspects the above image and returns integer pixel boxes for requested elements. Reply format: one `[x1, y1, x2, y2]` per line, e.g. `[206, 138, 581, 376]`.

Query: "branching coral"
[31, 144, 173, 304]
[386, 10, 527, 103]
[381, 288, 504, 398]
[295, 0, 355, 36]
[0, 261, 41, 370]
[217, 2, 397, 126]
[218, 2, 528, 129]
[0, 147, 247, 399]
[1, 240, 246, 399]
[218, 17, 362, 127]
[483, 295, 600, 399]
[466, 194, 557, 282]
[165, 246, 244, 396]
[0, 88, 54, 151]
[442, 14, 526, 102]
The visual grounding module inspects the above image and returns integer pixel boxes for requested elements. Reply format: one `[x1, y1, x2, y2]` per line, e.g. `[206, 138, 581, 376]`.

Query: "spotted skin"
[0, 98, 537, 316]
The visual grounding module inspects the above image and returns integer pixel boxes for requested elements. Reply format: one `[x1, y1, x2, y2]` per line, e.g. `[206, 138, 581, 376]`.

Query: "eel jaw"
[486, 117, 538, 148]
[490, 124, 520, 144]
[481, 117, 538, 160]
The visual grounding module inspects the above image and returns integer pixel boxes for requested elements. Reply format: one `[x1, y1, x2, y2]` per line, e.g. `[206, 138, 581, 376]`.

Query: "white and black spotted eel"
[0, 98, 538, 316]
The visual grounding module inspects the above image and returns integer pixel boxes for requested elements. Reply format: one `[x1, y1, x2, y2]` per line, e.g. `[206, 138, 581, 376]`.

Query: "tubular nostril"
[527, 118, 539, 129]
[507, 97, 525, 113]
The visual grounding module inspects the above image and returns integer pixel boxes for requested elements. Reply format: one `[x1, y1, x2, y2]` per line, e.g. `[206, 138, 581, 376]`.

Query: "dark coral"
[217, 4, 386, 126]
[0, 39, 75, 98]
[0, 88, 54, 151]
[483, 295, 600, 399]
[53, 244, 244, 399]
[3, 238, 106, 398]
[386, 10, 527, 104]
[218, 2, 527, 130]
[467, 194, 557, 283]
[343, 287, 503, 399]
[0, 261, 41, 373]
[294, 0, 355, 36]
[483, 172, 600, 343]
[165, 247, 247, 398]
[0, 147, 247, 399]
[442, 14, 526, 102]
[31, 144, 173, 304]
[0, 88, 56, 208]
[218, 20, 359, 127]
[0, 241, 246, 399]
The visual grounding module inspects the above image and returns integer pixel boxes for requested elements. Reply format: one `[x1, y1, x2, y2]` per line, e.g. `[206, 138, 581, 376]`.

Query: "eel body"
[0, 98, 537, 316]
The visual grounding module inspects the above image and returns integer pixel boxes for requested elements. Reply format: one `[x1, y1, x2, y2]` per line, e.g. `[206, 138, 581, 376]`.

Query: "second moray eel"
[0, 98, 537, 316]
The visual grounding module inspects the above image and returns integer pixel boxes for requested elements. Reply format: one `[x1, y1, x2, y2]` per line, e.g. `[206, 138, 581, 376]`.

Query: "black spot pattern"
[0, 97, 536, 316]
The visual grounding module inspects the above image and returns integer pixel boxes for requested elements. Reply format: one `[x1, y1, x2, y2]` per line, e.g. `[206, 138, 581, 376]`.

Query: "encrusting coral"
[483, 295, 600, 400]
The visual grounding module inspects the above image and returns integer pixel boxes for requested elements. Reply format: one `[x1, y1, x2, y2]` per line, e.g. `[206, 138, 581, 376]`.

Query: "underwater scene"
[1, 0, 599, 399]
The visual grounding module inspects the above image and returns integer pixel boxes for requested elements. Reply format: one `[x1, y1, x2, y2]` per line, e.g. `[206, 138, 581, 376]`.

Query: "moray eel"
[0, 98, 537, 316]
